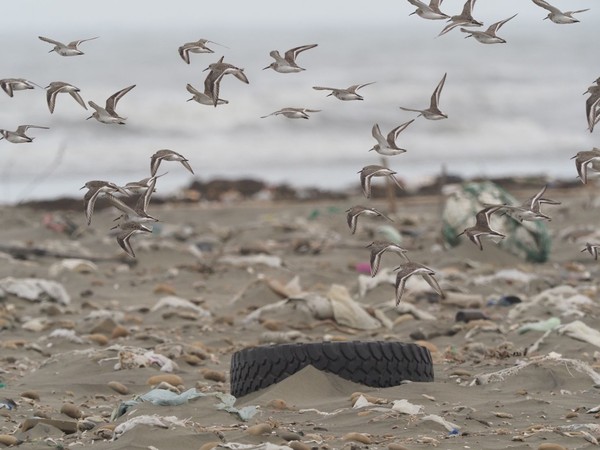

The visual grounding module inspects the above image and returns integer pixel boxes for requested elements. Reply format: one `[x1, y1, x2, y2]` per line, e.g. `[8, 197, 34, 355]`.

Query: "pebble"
[154, 283, 177, 295]
[183, 354, 202, 366]
[200, 369, 226, 383]
[60, 402, 82, 419]
[413, 340, 439, 354]
[0, 434, 19, 446]
[277, 430, 302, 441]
[565, 411, 578, 419]
[288, 441, 311, 450]
[20, 390, 40, 401]
[538, 445, 567, 450]
[343, 432, 372, 444]
[199, 442, 221, 450]
[86, 333, 109, 346]
[111, 325, 129, 339]
[388, 445, 410, 450]
[107, 381, 129, 395]
[246, 423, 272, 436]
[267, 398, 293, 410]
[147, 374, 183, 387]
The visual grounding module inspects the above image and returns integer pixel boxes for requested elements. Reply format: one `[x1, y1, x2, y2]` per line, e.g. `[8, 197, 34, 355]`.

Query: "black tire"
[230, 341, 433, 397]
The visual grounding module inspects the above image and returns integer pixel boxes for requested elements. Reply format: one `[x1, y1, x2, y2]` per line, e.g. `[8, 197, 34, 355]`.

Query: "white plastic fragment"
[0, 277, 70, 304]
[391, 399, 423, 415]
[558, 320, 600, 348]
[151, 296, 211, 316]
[48, 258, 98, 277]
[112, 414, 189, 440]
[48, 329, 86, 344]
[421, 414, 461, 432]
[219, 254, 282, 268]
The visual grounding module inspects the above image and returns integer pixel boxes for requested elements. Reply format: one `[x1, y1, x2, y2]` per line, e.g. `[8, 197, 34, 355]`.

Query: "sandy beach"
[1, 184, 600, 450]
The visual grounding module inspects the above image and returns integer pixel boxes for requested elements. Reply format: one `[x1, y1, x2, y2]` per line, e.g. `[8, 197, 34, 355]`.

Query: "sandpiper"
[531, 0, 589, 24]
[369, 120, 414, 156]
[124, 172, 167, 195]
[203, 56, 249, 107]
[498, 185, 561, 222]
[456, 205, 506, 250]
[263, 44, 318, 73]
[367, 241, 410, 277]
[461, 13, 518, 44]
[359, 165, 404, 198]
[45, 81, 87, 114]
[0, 78, 42, 97]
[150, 149, 194, 177]
[112, 221, 153, 258]
[346, 206, 393, 235]
[571, 148, 600, 184]
[260, 107, 321, 119]
[581, 242, 600, 260]
[394, 262, 444, 305]
[407, 0, 449, 20]
[81, 180, 130, 226]
[0, 125, 49, 144]
[584, 85, 600, 133]
[86, 85, 136, 124]
[399, 73, 448, 120]
[38, 36, 99, 56]
[186, 83, 228, 106]
[178, 39, 228, 64]
[105, 189, 159, 224]
[312, 82, 375, 101]
[438, 0, 483, 36]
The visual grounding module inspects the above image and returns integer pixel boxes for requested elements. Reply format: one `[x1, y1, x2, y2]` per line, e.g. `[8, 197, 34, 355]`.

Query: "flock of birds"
[0, 0, 598, 303]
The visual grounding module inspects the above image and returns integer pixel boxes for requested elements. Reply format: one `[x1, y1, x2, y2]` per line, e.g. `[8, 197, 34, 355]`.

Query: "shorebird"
[346, 206, 393, 235]
[45, 81, 87, 114]
[399, 73, 448, 120]
[394, 262, 444, 305]
[260, 107, 321, 119]
[178, 39, 228, 64]
[369, 120, 414, 156]
[407, 0, 449, 20]
[203, 56, 249, 107]
[124, 172, 167, 195]
[571, 148, 600, 184]
[531, 0, 589, 24]
[112, 221, 153, 258]
[461, 13, 518, 44]
[438, 0, 483, 36]
[0, 78, 42, 97]
[150, 149, 194, 177]
[312, 82, 375, 101]
[86, 85, 136, 124]
[498, 185, 561, 222]
[186, 83, 228, 106]
[81, 180, 130, 226]
[38, 36, 99, 56]
[0, 125, 49, 144]
[581, 242, 600, 260]
[263, 44, 318, 73]
[456, 205, 506, 250]
[105, 189, 159, 224]
[367, 241, 410, 277]
[584, 85, 600, 133]
[359, 165, 404, 198]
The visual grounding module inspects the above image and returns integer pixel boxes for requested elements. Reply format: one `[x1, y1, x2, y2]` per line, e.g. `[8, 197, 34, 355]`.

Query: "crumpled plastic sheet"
[0, 277, 70, 304]
[151, 296, 211, 317]
[558, 320, 600, 348]
[112, 414, 190, 440]
[508, 285, 593, 320]
[214, 392, 258, 422]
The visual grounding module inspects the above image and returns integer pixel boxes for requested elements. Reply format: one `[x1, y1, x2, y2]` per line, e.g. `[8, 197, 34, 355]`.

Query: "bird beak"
[85, 115, 92, 120]
[48, 49, 54, 53]
[262, 65, 270, 70]
[543, 17, 548, 20]
[186, 98, 193, 102]
[79, 186, 86, 190]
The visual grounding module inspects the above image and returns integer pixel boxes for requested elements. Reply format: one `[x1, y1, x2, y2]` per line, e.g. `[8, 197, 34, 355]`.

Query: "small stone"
[343, 432, 372, 444]
[111, 325, 129, 339]
[20, 391, 40, 401]
[288, 442, 310, 450]
[246, 423, 272, 436]
[494, 412, 513, 419]
[182, 354, 202, 366]
[154, 283, 177, 295]
[565, 411, 578, 419]
[107, 381, 129, 395]
[267, 399, 293, 410]
[89, 318, 117, 335]
[200, 369, 226, 383]
[0, 434, 19, 446]
[414, 340, 439, 354]
[86, 333, 109, 346]
[60, 403, 82, 419]
[277, 430, 302, 441]
[147, 374, 183, 387]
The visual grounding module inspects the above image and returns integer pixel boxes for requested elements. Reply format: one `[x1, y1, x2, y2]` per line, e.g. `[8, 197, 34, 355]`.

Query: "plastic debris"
[214, 392, 258, 421]
[442, 181, 551, 262]
[518, 317, 561, 334]
[48, 258, 98, 277]
[112, 414, 189, 440]
[421, 414, 461, 434]
[114, 347, 179, 372]
[151, 296, 211, 316]
[219, 254, 283, 268]
[558, 320, 600, 348]
[0, 277, 70, 305]
[391, 399, 423, 415]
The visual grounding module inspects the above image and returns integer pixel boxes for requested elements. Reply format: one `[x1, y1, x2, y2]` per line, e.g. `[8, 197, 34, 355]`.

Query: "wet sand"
[1, 186, 599, 449]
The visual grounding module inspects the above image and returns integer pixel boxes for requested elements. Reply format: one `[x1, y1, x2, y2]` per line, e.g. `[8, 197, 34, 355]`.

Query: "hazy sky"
[4, 0, 597, 31]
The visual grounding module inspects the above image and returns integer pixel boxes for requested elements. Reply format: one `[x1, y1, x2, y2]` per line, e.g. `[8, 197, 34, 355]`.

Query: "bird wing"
[389, 119, 415, 146]
[312, 86, 336, 92]
[284, 44, 318, 62]
[487, 13, 518, 34]
[186, 83, 201, 96]
[106, 84, 135, 114]
[178, 45, 191, 64]
[116, 230, 137, 258]
[372, 124, 387, 147]
[1, 80, 14, 97]
[531, 0, 560, 14]
[68, 37, 99, 48]
[431, 73, 447, 109]
[349, 82, 376, 92]
[204, 70, 225, 107]
[38, 36, 63, 46]
[68, 90, 87, 109]
[407, 0, 428, 7]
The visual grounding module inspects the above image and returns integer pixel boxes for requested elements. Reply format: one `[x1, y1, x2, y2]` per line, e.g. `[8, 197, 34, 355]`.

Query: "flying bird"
[178, 38, 228, 64]
[399, 73, 448, 120]
[461, 14, 518, 44]
[358, 165, 405, 198]
[367, 241, 410, 277]
[38, 36, 99, 56]
[0, 125, 49, 144]
[0, 78, 42, 97]
[531, 0, 589, 24]
[394, 262, 444, 305]
[261, 107, 321, 119]
[369, 120, 414, 156]
[87, 85, 136, 124]
[263, 44, 318, 73]
[312, 82, 375, 101]
[407, 0, 449, 20]
[150, 149, 194, 177]
[456, 205, 506, 250]
[346, 206, 393, 235]
[45, 81, 87, 114]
